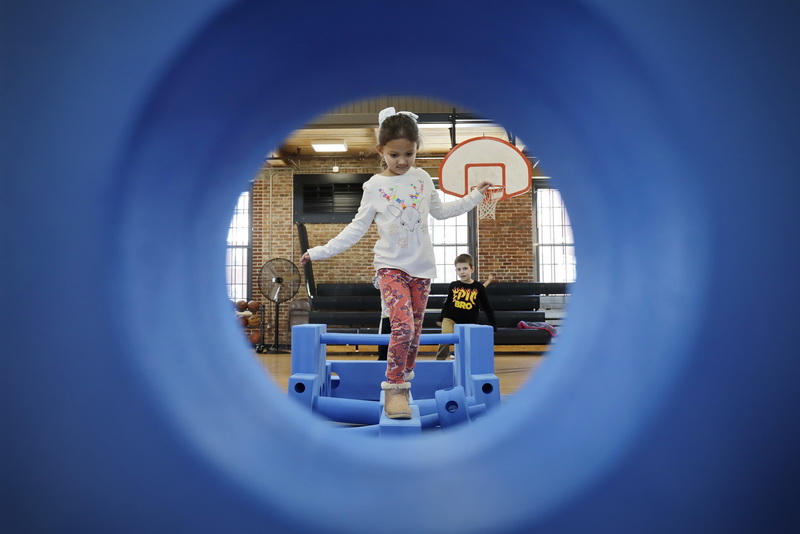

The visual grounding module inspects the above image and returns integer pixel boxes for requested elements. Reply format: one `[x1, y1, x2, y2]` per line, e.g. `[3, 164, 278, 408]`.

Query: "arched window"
[226, 189, 252, 301]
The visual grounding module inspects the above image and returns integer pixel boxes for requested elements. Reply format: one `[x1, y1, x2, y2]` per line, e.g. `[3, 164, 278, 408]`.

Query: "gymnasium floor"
[255, 344, 550, 396]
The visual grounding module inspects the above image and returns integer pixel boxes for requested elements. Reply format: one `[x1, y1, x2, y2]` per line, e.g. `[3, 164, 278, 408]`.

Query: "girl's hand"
[300, 252, 311, 266]
[475, 181, 493, 194]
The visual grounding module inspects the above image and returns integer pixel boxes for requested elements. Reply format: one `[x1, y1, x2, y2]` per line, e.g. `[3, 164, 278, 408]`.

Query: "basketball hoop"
[439, 137, 532, 219]
[475, 185, 505, 219]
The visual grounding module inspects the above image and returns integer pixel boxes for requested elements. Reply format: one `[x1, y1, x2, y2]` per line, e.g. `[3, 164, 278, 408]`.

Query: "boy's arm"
[438, 282, 456, 322]
[481, 274, 495, 288]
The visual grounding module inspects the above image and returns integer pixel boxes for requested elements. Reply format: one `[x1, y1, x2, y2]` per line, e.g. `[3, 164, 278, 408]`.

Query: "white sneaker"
[449, 354, 455, 359]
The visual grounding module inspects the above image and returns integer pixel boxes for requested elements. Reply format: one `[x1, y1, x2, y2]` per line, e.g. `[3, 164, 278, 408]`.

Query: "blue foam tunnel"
[3, 1, 799, 533]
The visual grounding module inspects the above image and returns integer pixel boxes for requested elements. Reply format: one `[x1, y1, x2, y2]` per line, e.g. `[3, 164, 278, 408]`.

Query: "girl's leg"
[377, 269, 429, 384]
[404, 275, 431, 373]
[378, 268, 414, 384]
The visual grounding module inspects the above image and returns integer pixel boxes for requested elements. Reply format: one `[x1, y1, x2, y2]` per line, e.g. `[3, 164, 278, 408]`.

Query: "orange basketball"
[247, 300, 260, 312]
[248, 331, 261, 344]
[247, 315, 260, 327]
[238, 316, 249, 328]
[235, 300, 248, 312]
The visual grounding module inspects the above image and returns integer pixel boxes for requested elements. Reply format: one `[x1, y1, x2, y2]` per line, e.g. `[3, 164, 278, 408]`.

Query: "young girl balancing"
[300, 107, 491, 419]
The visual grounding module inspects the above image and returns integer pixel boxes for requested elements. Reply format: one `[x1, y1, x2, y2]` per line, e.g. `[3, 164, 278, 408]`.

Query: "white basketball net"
[476, 185, 505, 219]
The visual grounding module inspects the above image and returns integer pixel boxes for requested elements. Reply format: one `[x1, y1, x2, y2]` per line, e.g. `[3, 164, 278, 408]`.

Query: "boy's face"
[455, 262, 474, 282]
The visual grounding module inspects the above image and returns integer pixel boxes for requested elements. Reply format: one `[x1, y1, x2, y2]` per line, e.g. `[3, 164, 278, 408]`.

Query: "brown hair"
[454, 253, 474, 268]
[377, 113, 420, 147]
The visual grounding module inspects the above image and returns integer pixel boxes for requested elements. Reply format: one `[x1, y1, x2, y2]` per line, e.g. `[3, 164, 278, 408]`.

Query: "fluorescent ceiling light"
[312, 141, 347, 152]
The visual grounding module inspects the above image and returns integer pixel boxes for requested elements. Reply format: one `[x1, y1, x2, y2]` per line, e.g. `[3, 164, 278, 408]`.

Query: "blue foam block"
[379, 403, 422, 436]
[435, 386, 471, 429]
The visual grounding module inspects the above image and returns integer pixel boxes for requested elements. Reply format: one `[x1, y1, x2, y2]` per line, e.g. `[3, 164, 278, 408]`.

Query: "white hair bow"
[378, 107, 419, 126]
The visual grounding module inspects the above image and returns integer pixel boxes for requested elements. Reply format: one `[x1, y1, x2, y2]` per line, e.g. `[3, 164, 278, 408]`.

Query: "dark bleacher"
[307, 281, 568, 344]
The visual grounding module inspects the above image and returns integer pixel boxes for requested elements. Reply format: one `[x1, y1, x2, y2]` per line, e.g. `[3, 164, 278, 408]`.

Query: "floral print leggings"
[376, 268, 431, 384]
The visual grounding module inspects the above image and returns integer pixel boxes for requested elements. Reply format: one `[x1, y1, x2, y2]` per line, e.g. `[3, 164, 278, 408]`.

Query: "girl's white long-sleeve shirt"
[306, 167, 484, 279]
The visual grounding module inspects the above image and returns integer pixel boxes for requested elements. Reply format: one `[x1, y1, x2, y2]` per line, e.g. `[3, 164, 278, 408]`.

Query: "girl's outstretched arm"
[429, 179, 492, 220]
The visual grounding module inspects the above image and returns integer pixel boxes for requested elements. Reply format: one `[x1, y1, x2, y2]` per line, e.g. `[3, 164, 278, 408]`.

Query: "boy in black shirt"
[435, 254, 496, 360]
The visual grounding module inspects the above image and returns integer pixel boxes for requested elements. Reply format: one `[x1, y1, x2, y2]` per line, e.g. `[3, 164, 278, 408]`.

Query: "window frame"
[533, 180, 576, 283]
[226, 188, 253, 301]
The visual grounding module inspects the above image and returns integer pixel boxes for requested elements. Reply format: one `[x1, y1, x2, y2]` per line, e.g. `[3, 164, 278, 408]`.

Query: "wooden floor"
[255, 344, 550, 396]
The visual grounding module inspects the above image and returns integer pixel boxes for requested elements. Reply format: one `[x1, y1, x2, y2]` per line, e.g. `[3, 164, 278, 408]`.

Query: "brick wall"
[245, 157, 540, 346]
[477, 193, 535, 281]
[247, 168, 296, 348]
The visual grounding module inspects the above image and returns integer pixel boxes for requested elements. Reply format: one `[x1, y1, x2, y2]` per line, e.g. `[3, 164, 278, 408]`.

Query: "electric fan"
[257, 258, 301, 352]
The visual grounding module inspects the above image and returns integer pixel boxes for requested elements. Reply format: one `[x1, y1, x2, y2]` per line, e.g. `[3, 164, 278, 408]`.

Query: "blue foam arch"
[3, 2, 799, 534]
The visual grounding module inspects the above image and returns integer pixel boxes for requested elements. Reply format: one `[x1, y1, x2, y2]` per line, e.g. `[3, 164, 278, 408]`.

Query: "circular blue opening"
[110, 2, 711, 533]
